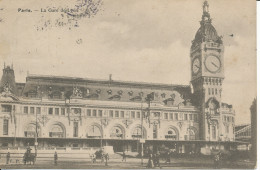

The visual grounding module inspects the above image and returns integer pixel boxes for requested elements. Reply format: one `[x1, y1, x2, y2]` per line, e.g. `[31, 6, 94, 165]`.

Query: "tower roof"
[192, 1, 222, 47]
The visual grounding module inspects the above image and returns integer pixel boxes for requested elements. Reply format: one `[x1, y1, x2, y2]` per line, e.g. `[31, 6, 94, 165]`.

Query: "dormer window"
[96, 89, 101, 94]
[86, 88, 90, 94]
[128, 91, 133, 96]
[107, 90, 112, 95]
[170, 94, 175, 99]
[118, 90, 123, 95]
[161, 93, 166, 98]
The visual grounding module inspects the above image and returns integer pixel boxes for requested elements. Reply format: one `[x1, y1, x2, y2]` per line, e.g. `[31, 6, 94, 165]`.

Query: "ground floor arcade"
[0, 137, 239, 155]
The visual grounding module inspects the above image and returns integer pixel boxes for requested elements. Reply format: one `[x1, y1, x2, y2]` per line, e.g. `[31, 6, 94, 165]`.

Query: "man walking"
[54, 151, 58, 166]
[122, 151, 126, 162]
[105, 153, 109, 166]
[154, 152, 161, 168]
[165, 151, 171, 164]
[6, 152, 10, 165]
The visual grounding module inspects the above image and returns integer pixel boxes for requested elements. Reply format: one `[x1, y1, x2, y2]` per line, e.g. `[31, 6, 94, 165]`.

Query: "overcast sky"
[0, 0, 256, 124]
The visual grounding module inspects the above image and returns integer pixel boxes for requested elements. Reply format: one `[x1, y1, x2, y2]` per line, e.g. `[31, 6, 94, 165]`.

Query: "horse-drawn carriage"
[23, 147, 36, 165]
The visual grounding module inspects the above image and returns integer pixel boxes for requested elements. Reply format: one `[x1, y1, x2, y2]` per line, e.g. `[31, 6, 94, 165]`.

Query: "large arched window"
[87, 125, 102, 138]
[24, 124, 36, 137]
[189, 129, 196, 140]
[132, 126, 146, 139]
[185, 127, 197, 141]
[49, 124, 65, 138]
[165, 127, 178, 140]
[110, 126, 124, 139]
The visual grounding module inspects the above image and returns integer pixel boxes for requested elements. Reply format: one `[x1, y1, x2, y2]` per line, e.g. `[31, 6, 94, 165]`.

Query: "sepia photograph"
[0, 0, 257, 169]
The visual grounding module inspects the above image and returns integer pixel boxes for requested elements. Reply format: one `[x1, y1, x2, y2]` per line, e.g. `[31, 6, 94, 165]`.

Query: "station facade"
[0, 1, 235, 154]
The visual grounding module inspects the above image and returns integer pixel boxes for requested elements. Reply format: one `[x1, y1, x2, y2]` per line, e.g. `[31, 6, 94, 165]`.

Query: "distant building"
[250, 98, 257, 162]
[0, 1, 235, 154]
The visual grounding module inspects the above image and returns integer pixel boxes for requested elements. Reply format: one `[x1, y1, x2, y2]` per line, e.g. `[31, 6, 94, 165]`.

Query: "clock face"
[204, 55, 221, 73]
[192, 58, 200, 74]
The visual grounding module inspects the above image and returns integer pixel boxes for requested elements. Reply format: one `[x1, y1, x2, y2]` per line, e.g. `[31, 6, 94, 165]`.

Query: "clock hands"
[195, 65, 199, 69]
[211, 62, 219, 68]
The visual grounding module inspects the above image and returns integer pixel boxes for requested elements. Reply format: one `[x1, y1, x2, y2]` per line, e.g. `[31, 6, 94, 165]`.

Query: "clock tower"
[190, 1, 224, 141]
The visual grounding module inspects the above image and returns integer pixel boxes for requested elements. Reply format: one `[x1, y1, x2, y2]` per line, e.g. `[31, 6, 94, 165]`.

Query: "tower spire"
[201, 0, 211, 23]
[203, 1, 209, 13]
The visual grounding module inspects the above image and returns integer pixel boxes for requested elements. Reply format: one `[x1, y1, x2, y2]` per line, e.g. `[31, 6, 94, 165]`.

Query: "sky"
[0, 0, 256, 125]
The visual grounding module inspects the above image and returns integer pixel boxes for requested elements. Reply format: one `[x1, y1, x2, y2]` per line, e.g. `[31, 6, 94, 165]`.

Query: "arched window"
[165, 127, 178, 140]
[87, 125, 102, 138]
[24, 124, 36, 137]
[110, 126, 124, 139]
[132, 126, 146, 139]
[49, 124, 65, 138]
[189, 129, 196, 140]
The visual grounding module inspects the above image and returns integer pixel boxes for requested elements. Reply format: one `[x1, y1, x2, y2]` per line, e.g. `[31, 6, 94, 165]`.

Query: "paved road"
[0, 157, 256, 169]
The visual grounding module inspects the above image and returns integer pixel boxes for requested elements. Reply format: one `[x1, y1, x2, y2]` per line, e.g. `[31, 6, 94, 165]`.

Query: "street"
[0, 155, 256, 169]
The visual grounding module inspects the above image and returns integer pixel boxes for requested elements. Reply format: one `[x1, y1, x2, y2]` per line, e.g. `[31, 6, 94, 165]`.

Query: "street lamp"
[140, 93, 144, 166]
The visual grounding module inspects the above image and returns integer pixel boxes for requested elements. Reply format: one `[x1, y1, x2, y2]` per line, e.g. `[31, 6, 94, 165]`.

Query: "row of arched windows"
[24, 123, 196, 140]
[24, 123, 197, 140]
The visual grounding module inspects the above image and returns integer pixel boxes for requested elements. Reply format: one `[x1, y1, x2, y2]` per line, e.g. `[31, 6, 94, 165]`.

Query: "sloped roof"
[18, 74, 193, 107]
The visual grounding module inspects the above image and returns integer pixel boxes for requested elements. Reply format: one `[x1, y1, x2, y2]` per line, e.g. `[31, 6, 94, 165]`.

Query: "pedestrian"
[6, 152, 10, 165]
[122, 151, 126, 162]
[153, 153, 157, 167]
[165, 151, 171, 164]
[101, 153, 104, 163]
[105, 153, 109, 166]
[93, 153, 96, 163]
[155, 152, 161, 168]
[214, 152, 220, 169]
[26, 143, 32, 154]
[54, 151, 58, 165]
[146, 153, 154, 168]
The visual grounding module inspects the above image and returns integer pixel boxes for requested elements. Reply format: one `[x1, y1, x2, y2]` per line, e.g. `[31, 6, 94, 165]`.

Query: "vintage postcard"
[0, 0, 257, 169]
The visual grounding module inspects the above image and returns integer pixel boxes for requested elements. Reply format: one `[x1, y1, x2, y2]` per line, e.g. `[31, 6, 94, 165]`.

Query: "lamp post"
[100, 119, 103, 150]
[140, 93, 144, 166]
[35, 108, 38, 157]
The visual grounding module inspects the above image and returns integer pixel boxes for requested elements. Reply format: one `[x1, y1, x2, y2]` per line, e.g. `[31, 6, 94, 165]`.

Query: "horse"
[23, 152, 36, 165]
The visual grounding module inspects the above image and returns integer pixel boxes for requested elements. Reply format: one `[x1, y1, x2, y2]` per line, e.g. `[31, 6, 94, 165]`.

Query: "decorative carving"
[122, 119, 133, 128]
[150, 120, 160, 128]
[101, 118, 109, 127]
[3, 82, 12, 94]
[73, 86, 82, 97]
[37, 115, 50, 126]
[177, 122, 183, 129]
